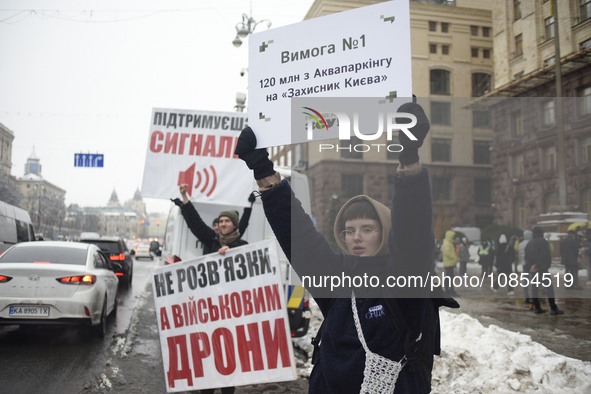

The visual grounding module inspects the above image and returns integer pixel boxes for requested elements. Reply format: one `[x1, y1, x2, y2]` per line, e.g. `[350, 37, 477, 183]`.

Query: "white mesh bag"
[351, 292, 406, 394]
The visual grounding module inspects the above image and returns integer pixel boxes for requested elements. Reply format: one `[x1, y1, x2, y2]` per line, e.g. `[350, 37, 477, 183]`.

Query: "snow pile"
[291, 299, 591, 392]
[433, 311, 591, 393]
[292, 298, 323, 378]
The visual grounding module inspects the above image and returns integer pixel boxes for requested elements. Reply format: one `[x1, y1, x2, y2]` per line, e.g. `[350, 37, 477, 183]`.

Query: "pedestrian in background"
[561, 230, 582, 290]
[493, 234, 516, 295]
[478, 240, 493, 276]
[443, 230, 459, 297]
[518, 230, 533, 307]
[525, 226, 564, 315]
[458, 237, 470, 279]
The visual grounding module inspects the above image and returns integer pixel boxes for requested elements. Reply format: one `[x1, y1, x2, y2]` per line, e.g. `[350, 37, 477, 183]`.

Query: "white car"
[134, 244, 153, 260]
[0, 241, 119, 337]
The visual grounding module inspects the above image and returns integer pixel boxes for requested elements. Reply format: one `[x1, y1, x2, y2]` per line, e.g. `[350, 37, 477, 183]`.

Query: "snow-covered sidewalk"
[293, 299, 591, 393]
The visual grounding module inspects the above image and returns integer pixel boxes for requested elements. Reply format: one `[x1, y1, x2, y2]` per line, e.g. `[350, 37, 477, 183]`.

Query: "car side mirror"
[111, 262, 123, 271]
[130, 249, 135, 256]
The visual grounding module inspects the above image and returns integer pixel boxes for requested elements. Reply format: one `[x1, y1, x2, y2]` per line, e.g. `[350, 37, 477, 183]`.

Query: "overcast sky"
[0, 0, 314, 214]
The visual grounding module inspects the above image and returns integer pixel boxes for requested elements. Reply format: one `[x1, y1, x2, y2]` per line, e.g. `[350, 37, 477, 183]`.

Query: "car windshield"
[80, 240, 120, 254]
[0, 246, 88, 265]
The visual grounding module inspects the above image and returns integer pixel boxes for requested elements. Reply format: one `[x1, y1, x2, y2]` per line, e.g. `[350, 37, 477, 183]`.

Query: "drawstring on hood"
[334, 195, 391, 256]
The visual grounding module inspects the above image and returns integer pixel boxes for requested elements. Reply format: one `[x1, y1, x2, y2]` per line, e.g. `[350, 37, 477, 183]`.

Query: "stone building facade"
[292, 0, 495, 240]
[479, 0, 591, 227]
[0, 122, 14, 175]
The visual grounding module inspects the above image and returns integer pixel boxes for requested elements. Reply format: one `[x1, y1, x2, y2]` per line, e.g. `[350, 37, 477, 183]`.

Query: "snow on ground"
[433, 311, 591, 393]
[292, 299, 591, 393]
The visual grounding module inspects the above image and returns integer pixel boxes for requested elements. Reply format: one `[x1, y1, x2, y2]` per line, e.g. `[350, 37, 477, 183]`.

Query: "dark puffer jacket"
[260, 168, 435, 394]
[180, 202, 247, 255]
[524, 226, 551, 273]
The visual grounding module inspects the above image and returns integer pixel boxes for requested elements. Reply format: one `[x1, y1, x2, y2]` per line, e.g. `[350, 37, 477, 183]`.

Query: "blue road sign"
[74, 154, 104, 168]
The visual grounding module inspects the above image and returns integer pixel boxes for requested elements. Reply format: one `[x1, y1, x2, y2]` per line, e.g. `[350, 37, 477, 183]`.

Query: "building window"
[582, 188, 591, 219]
[578, 86, 591, 116]
[515, 197, 525, 229]
[545, 192, 558, 212]
[471, 48, 479, 58]
[483, 49, 491, 59]
[474, 140, 492, 164]
[542, 146, 556, 171]
[543, 57, 555, 68]
[544, 16, 555, 40]
[512, 153, 524, 176]
[442, 45, 449, 55]
[341, 136, 363, 159]
[542, 100, 555, 127]
[433, 178, 452, 202]
[582, 0, 591, 22]
[430, 69, 451, 95]
[580, 38, 591, 50]
[579, 136, 591, 163]
[341, 174, 363, 198]
[473, 110, 492, 128]
[474, 178, 492, 203]
[387, 136, 401, 161]
[441, 22, 449, 33]
[514, 0, 522, 20]
[430, 44, 437, 54]
[432, 138, 452, 162]
[482, 27, 490, 37]
[431, 102, 452, 125]
[515, 34, 523, 56]
[429, 21, 437, 31]
[472, 73, 491, 97]
[471, 26, 478, 36]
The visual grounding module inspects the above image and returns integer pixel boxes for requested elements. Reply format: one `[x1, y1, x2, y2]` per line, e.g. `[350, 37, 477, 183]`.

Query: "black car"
[79, 236, 133, 287]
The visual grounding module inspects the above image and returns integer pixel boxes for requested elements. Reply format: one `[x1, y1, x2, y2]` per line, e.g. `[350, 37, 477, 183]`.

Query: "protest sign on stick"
[152, 239, 297, 392]
[248, 0, 412, 148]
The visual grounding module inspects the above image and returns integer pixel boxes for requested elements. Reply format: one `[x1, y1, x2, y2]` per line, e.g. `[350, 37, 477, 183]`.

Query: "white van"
[452, 226, 481, 245]
[0, 201, 35, 254]
[161, 168, 311, 337]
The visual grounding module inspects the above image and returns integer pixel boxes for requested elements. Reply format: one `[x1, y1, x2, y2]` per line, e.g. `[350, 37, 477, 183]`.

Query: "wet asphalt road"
[0, 256, 164, 394]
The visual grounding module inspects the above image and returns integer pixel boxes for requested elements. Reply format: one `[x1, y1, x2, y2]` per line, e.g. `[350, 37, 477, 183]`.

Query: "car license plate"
[9, 305, 50, 317]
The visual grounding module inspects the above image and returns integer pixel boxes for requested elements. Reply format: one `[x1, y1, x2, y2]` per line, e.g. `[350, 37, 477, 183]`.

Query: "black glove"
[170, 198, 183, 208]
[248, 192, 256, 204]
[395, 102, 430, 165]
[234, 127, 275, 180]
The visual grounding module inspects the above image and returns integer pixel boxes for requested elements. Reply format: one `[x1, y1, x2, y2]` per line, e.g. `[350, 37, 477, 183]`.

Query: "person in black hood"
[525, 226, 564, 315]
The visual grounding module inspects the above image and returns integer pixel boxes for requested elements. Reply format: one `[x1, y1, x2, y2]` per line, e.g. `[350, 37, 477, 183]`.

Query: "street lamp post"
[232, 13, 271, 48]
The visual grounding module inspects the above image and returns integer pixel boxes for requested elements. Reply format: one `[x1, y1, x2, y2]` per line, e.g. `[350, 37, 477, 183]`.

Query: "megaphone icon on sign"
[177, 164, 217, 197]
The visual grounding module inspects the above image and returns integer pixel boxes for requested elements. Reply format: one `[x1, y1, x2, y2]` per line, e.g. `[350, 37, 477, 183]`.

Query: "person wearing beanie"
[171, 191, 256, 255]
[235, 101, 459, 394]
[170, 187, 258, 394]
